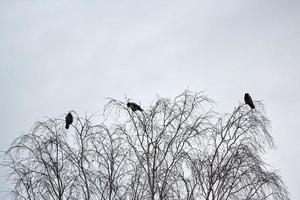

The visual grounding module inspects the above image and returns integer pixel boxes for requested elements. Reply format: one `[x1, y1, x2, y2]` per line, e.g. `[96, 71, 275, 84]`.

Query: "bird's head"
[68, 110, 74, 114]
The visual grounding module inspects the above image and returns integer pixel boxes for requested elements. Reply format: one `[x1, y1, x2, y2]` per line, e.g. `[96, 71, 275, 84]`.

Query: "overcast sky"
[0, 0, 299, 199]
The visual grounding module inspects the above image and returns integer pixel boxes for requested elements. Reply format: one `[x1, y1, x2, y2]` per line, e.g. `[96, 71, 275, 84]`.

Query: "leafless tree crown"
[3, 91, 289, 200]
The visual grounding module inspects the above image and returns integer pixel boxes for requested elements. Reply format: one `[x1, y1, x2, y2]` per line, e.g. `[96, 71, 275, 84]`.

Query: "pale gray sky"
[0, 0, 299, 199]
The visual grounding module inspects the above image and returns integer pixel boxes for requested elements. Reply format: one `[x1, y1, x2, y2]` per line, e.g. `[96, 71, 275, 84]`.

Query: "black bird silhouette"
[127, 102, 143, 112]
[65, 112, 73, 129]
[244, 93, 255, 109]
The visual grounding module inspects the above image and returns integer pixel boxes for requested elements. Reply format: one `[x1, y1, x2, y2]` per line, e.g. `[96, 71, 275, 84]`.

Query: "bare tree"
[106, 91, 214, 200]
[4, 118, 75, 200]
[3, 113, 128, 200]
[3, 90, 290, 200]
[185, 103, 289, 200]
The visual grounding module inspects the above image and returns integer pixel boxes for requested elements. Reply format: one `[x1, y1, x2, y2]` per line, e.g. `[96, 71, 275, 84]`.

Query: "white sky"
[0, 0, 299, 199]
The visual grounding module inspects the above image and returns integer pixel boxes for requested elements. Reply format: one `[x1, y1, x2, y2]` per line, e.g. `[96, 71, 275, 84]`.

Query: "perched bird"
[127, 102, 143, 112]
[244, 93, 255, 109]
[65, 112, 73, 129]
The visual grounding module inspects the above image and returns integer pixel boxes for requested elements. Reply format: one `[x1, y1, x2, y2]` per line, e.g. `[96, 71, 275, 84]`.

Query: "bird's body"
[244, 93, 255, 109]
[65, 112, 73, 129]
[127, 102, 143, 112]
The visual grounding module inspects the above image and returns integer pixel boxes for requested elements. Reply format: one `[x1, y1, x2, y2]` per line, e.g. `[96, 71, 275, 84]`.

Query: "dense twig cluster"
[3, 91, 289, 200]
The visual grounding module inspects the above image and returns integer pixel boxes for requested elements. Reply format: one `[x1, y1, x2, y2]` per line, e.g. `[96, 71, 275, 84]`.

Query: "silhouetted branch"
[3, 90, 289, 200]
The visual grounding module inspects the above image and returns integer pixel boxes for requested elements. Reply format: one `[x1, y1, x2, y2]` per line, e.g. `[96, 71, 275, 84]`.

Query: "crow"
[244, 93, 255, 109]
[127, 102, 143, 112]
[65, 112, 73, 129]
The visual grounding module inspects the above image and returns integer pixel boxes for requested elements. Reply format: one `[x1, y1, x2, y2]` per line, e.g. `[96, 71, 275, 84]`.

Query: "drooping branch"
[3, 90, 290, 200]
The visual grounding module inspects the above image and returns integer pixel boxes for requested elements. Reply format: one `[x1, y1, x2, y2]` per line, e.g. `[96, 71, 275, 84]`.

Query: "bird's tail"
[65, 124, 69, 129]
